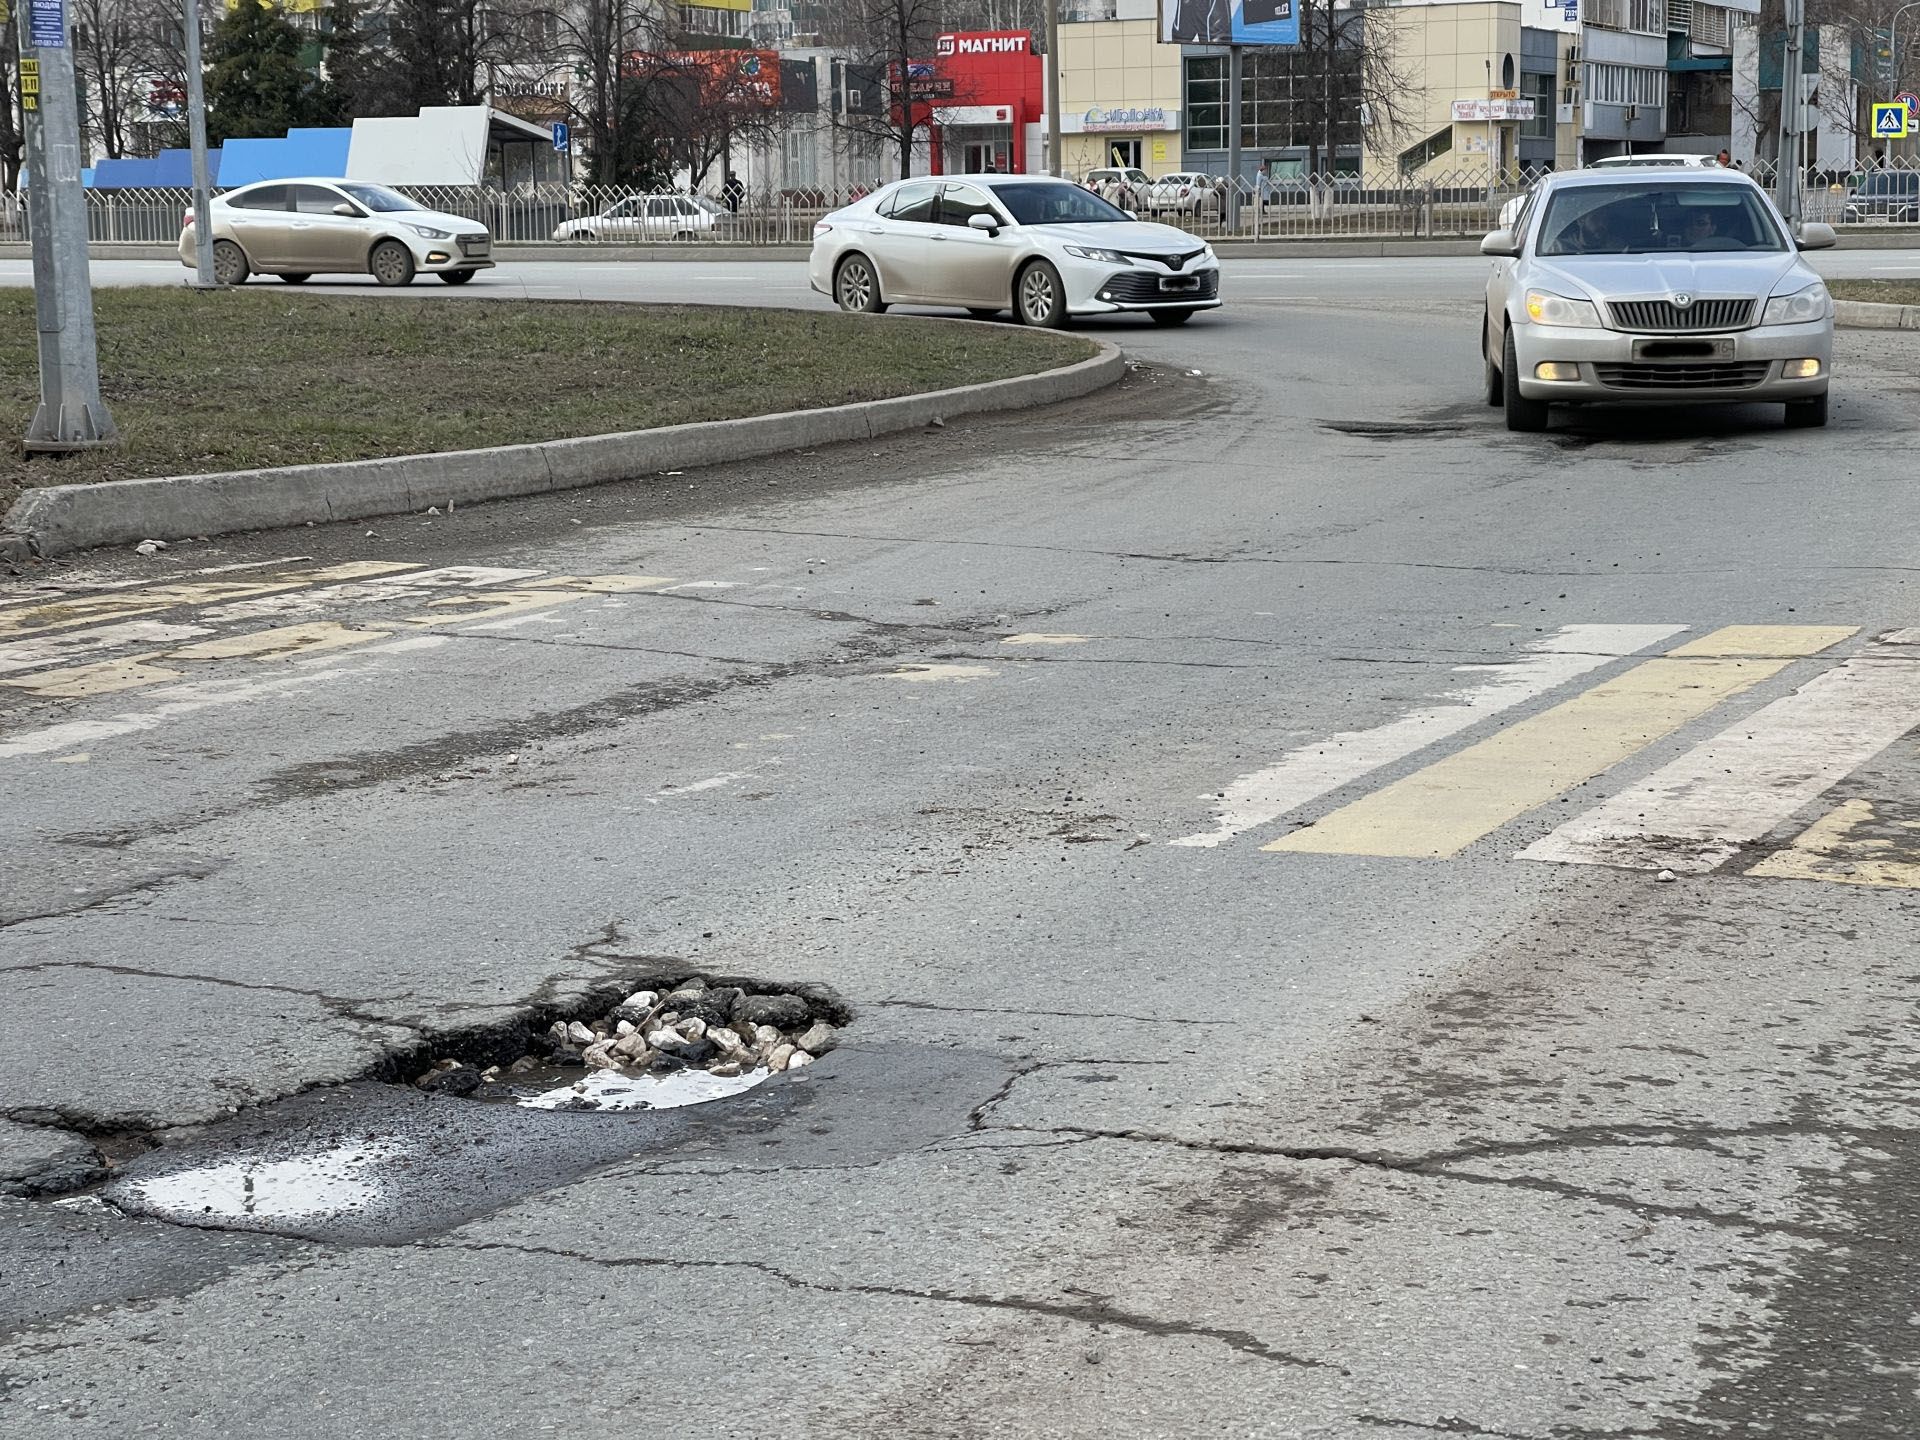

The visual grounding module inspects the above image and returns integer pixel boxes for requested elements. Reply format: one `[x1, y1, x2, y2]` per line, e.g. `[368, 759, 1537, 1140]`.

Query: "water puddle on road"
[116, 1139, 409, 1222]
[515, 1065, 774, 1112]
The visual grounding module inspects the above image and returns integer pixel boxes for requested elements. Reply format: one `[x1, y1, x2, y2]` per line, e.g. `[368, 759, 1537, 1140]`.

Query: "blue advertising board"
[29, 0, 66, 47]
[1232, 0, 1300, 46]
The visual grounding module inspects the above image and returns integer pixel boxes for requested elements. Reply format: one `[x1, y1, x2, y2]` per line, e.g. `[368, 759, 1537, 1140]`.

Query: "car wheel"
[1150, 308, 1196, 326]
[278, 272, 311, 285]
[834, 254, 885, 313]
[370, 240, 415, 287]
[1483, 318, 1503, 407]
[211, 240, 249, 286]
[966, 308, 1001, 320]
[1784, 392, 1829, 428]
[1502, 328, 1549, 432]
[438, 270, 476, 285]
[1016, 260, 1068, 328]
[573, 230, 596, 242]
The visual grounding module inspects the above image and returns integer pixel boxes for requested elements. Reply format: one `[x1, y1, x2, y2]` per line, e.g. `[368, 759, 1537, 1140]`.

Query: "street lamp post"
[1045, 0, 1062, 176]
[182, 0, 215, 286]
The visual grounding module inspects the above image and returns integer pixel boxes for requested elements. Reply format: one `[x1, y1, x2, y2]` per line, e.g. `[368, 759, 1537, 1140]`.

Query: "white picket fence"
[2, 160, 1914, 249]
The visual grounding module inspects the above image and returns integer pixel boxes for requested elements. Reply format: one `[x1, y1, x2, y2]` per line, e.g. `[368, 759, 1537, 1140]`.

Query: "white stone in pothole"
[519, 1066, 772, 1112]
[119, 1139, 408, 1220]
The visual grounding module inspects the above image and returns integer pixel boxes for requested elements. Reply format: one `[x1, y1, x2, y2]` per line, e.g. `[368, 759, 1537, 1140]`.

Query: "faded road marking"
[165, 622, 392, 662]
[1172, 624, 1687, 849]
[1666, 624, 1858, 658]
[1, 657, 185, 699]
[0, 621, 213, 675]
[1002, 633, 1090, 646]
[880, 664, 997, 683]
[1747, 798, 1920, 888]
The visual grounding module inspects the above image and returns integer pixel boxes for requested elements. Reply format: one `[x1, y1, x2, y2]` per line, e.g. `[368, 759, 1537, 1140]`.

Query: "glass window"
[231, 184, 289, 211]
[291, 184, 349, 216]
[937, 184, 1002, 228]
[988, 182, 1128, 227]
[1520, 71, 1554, 141]
[337, 184, 416, 214]
[882, 181, 939, 223]
[1538, 183, 1786, 256]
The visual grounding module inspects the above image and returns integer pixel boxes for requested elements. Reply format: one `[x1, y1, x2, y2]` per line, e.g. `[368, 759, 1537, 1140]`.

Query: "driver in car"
[1682, 207, 1718, 248]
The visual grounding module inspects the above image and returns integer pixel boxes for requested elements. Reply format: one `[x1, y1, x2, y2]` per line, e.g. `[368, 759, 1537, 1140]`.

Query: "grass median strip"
[0, 291, 1094, 507]
[1828, 279, 1920, 307]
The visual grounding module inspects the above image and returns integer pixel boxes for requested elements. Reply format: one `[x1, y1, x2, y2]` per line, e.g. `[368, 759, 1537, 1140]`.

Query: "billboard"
[1161, 0, 1300, 47]
[683, 0, 752, 10]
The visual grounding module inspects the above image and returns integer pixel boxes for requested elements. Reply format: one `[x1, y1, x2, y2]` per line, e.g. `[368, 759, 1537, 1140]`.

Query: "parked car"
[811, 174, 1221, 328]
[551, 194, 721, 241]
[1481, 169, 1836, 431]
[1084, 167, 1151, 209]
[1144, 172, 1226, 216]
[179, 178, 493, 287]
[1589, 153, 1722, 169]
[1843, 169, 1920, 224]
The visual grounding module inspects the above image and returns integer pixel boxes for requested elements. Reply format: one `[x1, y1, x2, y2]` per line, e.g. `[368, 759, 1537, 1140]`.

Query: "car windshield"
[338, 184, 417, 213]
[990, 182, 1130, 225]
[1538, 182, 1785, 256]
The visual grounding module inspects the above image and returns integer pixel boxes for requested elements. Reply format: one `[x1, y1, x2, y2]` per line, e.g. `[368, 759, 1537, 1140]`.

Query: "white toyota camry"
[809, 174, 1221, 328]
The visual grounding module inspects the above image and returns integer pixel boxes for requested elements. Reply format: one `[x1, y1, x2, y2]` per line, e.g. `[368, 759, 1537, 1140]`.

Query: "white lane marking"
[881, 664, 997, 683]
[659, 581, 739, 592]
[0, 621, 213, 675]
[0, 637, 450, 758]
[200, 567, 548, 622]
[1169, 624, 1690, 849]
[1520, 655, 1920, 874]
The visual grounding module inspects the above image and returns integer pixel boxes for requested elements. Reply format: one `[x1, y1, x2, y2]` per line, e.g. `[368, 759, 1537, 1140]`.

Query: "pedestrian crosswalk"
[1181, 623, 1920, 889]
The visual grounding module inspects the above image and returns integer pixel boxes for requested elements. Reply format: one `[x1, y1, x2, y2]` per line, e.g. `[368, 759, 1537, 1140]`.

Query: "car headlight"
[1762, 280, 1830, 325]
[410, 224, 452, 239]
[1063, 245, 1127, 264]
[1524, 290, 1601, 328]
[1201, 244, 1216, 262]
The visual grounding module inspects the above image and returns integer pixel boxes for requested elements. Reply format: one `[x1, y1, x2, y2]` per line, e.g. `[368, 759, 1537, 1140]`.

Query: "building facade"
[1054, 0, 1183, 177]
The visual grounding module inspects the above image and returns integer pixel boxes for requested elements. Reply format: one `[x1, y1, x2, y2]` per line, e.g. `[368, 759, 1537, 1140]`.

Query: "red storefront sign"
[897, 31, 1042, 175]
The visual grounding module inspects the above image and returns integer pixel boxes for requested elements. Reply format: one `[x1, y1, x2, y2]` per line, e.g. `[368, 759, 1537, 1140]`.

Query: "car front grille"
[1593, 361, 1771, 391]
[1120, 247, 1208, 271]
[1609, 298, 1754, 332]
[1101, 269, 1220, 305]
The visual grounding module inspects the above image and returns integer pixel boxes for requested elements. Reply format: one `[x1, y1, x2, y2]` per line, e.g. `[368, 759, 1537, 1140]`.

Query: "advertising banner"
[1160, 0, 1300, 47]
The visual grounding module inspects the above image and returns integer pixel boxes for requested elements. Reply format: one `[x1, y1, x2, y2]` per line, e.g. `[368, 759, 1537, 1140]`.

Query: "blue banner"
[1232, 0, 1300, 45]
[28, 0, 65, 48]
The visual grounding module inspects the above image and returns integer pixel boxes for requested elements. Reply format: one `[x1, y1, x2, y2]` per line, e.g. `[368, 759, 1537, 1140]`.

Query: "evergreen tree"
[319, 0, 366, 122]
[205, 0, 328, 144]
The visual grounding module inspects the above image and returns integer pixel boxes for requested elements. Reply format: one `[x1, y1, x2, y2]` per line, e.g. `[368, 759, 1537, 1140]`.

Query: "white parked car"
[1482, 169, 1835, 431]
[552, 195, 720, 241]
[179, 178, 493, 286]
[1590, 153, 1723, 169]
[809, 175, 1221, 328]
[1144, 172, 1225, 215]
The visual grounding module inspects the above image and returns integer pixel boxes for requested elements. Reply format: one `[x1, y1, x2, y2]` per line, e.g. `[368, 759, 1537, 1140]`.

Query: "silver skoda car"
[1482, 170, 1835, 431]
[810, 175, 1221, 328]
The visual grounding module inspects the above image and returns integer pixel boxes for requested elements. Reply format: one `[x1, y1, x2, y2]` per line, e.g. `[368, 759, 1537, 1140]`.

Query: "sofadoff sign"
[1160, 0, 1301, 47]
[1074, 107, 1177, 133]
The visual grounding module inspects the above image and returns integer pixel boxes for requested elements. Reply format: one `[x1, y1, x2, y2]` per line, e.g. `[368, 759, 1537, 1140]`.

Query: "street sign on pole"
[1874, 102, 1911, 139]
[551, 121, 570, 153]
[14, 0, 117, 451]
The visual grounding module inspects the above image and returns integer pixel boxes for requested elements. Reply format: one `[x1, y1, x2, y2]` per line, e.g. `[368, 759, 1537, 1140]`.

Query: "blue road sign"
[552, 122, 571, 154]
[1873, 103, 1910, 139]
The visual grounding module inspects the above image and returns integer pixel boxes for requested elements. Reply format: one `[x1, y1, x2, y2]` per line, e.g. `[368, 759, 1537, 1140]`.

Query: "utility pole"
[182, 0, 214, 285]
[1045, 0, 1061, 175]
[1776, 0, 1804, 229]
[1227, 45, 1242, 228]
[16, 0, 117, 452]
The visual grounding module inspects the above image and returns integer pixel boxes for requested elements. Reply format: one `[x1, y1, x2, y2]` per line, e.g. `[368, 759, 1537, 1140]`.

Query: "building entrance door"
[962, 136, 1013, 173]
[1103, 138, 1144, 169]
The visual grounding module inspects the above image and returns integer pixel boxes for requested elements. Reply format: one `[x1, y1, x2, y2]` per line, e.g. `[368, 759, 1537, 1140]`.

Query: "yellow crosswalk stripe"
[0, 658, 186, 699]
[163, 622, 391, 662]
[1262, 625, 1855, 860]
[0, 564, 422, 639]
[1746, 798, 1920, 888]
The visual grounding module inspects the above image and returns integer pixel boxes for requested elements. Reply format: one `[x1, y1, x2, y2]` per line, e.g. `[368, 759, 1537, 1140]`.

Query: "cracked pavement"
[3, 281, 1920, 1437]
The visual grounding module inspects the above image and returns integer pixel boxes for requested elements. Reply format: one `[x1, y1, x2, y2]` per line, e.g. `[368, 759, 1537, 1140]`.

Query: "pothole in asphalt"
[416, 976, 843, 1113]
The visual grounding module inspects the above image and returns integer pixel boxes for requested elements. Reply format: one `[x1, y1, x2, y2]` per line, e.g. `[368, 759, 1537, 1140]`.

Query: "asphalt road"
[3, 258, 1920, 1438]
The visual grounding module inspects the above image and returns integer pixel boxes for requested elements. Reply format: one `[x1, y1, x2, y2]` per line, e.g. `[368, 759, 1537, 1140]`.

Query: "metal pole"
[1045, 0, 1061, 176]
[1227, 44, 1242, 229]
[182, 0, 214, 286]
[1777, 0, 1804, 227]
[16, 0, 117, 451]
[1888, 5, 1920, 98]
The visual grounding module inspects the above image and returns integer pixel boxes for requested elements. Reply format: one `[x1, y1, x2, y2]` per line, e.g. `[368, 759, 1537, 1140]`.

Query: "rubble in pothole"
[413, 977, 841, 1112]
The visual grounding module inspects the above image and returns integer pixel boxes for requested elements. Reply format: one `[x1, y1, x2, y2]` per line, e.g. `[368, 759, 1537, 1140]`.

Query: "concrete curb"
[2, 331, 1122, 559]
[1835, 298, 1920, 329]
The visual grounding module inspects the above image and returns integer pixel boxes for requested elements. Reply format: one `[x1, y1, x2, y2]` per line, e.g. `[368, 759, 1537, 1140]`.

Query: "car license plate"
[1633, 337, 1733, 361]
[458, 236, 488, 254]
[1159, 275, 1198, 293]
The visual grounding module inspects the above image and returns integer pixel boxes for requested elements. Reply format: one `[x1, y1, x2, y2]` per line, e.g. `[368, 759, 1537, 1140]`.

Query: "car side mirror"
[1480, 229, 1522, 257]
[332, 203, 359, 218]
[967, 212, 1000, 235]
[1795, 222, 1836, 251]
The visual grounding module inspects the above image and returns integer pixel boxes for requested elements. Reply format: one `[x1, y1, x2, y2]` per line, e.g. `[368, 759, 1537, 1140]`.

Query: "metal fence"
[4, 160, 1915, 250]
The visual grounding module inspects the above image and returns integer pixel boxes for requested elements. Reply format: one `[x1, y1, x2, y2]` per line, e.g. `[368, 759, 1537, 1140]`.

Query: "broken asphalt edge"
[0, 328, 1123, 559]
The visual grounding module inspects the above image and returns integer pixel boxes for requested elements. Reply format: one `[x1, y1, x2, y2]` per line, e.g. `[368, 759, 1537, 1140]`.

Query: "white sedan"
[552, 195, 719, 242]
[809, 174, 1221, 328]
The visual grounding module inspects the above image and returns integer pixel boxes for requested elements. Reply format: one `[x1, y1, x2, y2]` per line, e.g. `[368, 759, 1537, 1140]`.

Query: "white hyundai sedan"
[809, 174, 1221, 328]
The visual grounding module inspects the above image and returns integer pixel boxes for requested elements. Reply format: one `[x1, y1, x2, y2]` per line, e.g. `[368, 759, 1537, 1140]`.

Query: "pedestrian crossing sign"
[1873, 103, 1910, 139]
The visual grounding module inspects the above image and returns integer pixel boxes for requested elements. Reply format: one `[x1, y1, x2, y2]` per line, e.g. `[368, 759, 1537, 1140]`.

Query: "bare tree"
[74, 0, 165, 159]
[1, 23, 22, 192]
[816, 0, 982, 180]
